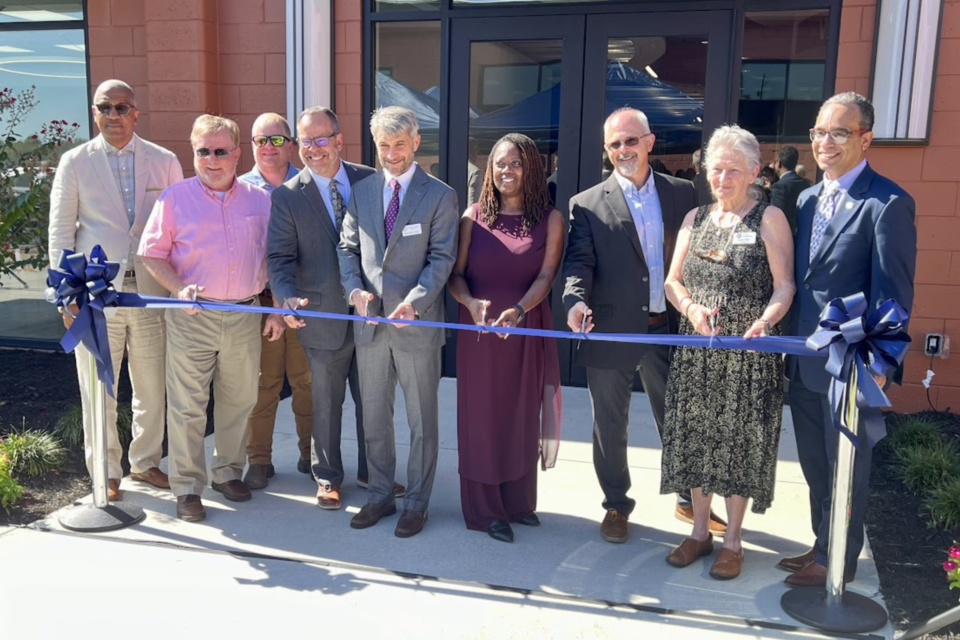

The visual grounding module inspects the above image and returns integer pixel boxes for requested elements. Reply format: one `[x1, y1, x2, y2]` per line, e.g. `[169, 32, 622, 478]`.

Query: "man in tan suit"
[48, 79, 183, 500]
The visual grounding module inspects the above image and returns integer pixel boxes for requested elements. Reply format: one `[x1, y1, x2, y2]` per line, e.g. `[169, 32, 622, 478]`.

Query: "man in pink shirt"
[139, 115, 280, 522]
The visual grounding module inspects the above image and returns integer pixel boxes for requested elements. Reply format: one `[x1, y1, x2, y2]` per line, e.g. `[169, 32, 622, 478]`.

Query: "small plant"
[54, 403, 132, 448]
[927, 479, 960, 531]
[942, 544, 960, 600]
[896, 441, 960, 494]
[0, 444, 24, 513]
[888, 414, 947, 451]
[0, 427, 65, 478]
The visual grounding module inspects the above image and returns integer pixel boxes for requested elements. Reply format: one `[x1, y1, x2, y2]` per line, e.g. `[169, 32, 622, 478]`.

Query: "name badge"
[732, 231, 757, 245]
[402, 223, 422, 237]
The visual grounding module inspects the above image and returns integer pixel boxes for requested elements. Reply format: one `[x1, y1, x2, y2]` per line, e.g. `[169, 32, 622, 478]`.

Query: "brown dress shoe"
[350, 500, 398, 529]
[784, 561, 856, 588]
[710, 546, 745, 580]
[176, 495, 206, 522]
[107, 478, 121, 502]
[600, 509, 628, 543]
[357, 477, 407, 498]
[776, 547, 817, 573]
[316, 484, 342, 510]
[666, 535, 715, 567]
[395, 509, 428, 538]
[243, 464, 273, 490]
[211, 479, 252, 502]
[130, 467, 170, 489]
[675, 504, 727, 535]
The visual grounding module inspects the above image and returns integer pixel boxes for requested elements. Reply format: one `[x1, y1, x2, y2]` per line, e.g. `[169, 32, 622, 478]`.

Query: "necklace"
[711, 199, 753, 236]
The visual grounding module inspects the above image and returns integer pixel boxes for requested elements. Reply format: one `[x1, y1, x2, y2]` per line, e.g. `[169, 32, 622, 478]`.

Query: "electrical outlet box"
[926, 333, 945, 357]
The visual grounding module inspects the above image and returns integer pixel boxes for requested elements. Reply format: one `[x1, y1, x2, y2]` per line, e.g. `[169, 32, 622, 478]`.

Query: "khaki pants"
[246, 318, 313, 464]
[74, 279, 166, 480]
[164, 307, 261, 497]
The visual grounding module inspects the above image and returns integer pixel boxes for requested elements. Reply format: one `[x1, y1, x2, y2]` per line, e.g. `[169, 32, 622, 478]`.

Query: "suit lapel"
[369, 172, 387, 253]
[808, 166, 873, 272]
[89, 136, 129, 226]
[385, 166, 427, 257]
[132, 134, 148, 231]
[603, 175, 645, 263]
[298, 170, 338, 245]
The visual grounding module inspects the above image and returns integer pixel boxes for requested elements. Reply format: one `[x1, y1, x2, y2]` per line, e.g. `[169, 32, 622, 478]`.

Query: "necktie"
[329, 179, 346, 233]
[809, 186, 841, 260]
[385, 178, 401, 242]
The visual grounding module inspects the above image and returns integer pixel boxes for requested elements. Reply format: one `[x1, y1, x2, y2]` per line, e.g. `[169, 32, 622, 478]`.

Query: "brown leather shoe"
[600, 509, 628, 543]
[107, 478, 121, 502]
[316, 484, 342, 510]
[357, 477, 407, 498]
[176, 495, 206, 522]
[710, 546, 745, 580]
[675, 504, 727, 535]
[776, 547, 817, 573]
[350, 500, 397, 529]
[211, 479, 252, 502]
[130, 467, 170, 489]
[243, 463, 274, 490]
[395, 509, 428, 538]
[666, 535, 715, 567]
[784, 561, 856, 587]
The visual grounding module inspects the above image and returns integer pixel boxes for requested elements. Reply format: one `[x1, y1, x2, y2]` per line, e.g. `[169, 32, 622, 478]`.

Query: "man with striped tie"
[783, 92, 917, 587]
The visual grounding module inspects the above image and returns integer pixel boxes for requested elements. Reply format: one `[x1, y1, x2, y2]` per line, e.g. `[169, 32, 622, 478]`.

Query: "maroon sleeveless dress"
[456, 204, 562, 530]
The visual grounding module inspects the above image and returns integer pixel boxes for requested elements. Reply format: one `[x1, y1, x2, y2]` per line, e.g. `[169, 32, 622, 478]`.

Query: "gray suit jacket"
[267, 162, 375, 350]
[337, 164, 459, 351]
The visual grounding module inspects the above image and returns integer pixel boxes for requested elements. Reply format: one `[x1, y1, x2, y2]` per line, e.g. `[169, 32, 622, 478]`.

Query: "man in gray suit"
[338, 106, 458, 538]
[268, 106, 405, 510]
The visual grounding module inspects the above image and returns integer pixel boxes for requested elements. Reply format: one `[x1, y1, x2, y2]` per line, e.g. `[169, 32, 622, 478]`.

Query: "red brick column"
[334, 0, 364, 163]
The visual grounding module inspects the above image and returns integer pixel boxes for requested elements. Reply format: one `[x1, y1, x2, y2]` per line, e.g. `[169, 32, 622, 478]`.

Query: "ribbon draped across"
[805, 293, 911, 448]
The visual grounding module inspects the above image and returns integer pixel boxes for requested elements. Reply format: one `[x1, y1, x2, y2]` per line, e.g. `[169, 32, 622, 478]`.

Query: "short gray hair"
[298, 106, 339, 134]
[822, 92, 875, 131]
[704, 124, 762, 173]
[603, 107, 650, 138]
[369, 106, 418, 140]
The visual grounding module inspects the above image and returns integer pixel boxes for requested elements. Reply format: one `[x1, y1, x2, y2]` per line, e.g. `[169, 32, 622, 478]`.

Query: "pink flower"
[944, 560, 957, 572]
[950, 546, 960, 559]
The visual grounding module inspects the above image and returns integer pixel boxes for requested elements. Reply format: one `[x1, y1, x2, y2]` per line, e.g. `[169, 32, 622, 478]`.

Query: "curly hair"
[477, 133, 550, 234]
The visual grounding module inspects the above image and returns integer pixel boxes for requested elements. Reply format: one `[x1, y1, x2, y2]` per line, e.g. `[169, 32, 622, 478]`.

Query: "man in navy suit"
[782, 92, 917, 587]
[769, 145, 811, 235]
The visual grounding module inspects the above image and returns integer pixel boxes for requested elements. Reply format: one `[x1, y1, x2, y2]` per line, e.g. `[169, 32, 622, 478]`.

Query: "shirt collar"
[242, 163, 299, 189]
[310, 160, 348, 190]
[103, 135, 136, 155]
[614, 165, 655, 197]
[196, 175, 239, 199]
[383, 162, 418, 192]
[823, 158, 867, 195]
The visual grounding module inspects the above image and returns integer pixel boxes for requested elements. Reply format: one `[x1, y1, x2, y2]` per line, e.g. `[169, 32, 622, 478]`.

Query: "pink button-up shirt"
[138, 176, 271, 301]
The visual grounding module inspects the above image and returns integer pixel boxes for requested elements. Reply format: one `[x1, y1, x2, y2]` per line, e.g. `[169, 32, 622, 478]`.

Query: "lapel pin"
[845, 202, 853, 209]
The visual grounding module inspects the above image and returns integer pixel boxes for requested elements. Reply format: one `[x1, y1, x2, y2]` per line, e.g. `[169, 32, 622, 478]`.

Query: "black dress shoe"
[487, 519, 514, 543]
[510, 512, 540, 527]
[297, 458, 310, 474]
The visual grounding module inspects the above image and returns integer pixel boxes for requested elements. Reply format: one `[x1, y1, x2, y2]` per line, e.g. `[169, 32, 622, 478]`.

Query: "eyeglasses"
[299, 135, 338, 148]
[692, 248, 729, 264]
[253, 135, 293, 148]
[606, 133, 652, 151]
[194, 147, 235, 158]
[808, 128, 870, 144]
[95, 103, 134, 116]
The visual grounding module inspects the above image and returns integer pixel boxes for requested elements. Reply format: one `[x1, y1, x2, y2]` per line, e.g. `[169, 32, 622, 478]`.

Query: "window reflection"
[0, 1, 82, 23]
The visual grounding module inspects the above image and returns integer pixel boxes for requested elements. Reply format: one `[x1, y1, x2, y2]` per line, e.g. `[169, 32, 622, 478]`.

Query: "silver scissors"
[708, 308, 717, 348]
[577, 310, 587, 350]
[477, 303, 487, 342]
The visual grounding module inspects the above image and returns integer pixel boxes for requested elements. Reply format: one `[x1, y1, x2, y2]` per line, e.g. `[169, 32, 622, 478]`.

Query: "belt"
[649, 311, 668, 326]
[197, 295, 257, 305]
[123, 270, 136, 279]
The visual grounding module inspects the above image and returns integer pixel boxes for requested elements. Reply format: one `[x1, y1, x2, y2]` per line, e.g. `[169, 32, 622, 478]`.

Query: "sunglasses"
[194, 147, 235, 158]
[299, 135, 337, 148]
[692, 248, 729, 263]
[95, 103, 134, 116]
[253, 135, 293, 148]
[606, 133, 652, 151]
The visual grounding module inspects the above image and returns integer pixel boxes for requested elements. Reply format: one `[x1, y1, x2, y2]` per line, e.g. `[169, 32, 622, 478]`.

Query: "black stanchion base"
[58, 502, 145, 532]
[781, 587, 888, 633]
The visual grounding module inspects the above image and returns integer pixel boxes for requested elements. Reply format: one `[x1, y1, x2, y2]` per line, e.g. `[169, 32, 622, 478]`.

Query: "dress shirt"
[104, 137, 137, 228]
[614, 169, 666, 313]
[822, 158, 867, 196]
[138, 176, 271, 301]
[381, 162, 418, 215]
[238, 163, 299, 193]
[309, 161, 351, 226]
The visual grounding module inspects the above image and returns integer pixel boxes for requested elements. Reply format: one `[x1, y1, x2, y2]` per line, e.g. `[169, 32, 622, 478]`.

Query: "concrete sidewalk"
[0, 380, 891, 640]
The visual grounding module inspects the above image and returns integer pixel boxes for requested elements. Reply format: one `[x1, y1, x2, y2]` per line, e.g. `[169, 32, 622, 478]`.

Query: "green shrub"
[896, 441, 960, 494]
[0, 446, 24, 513]
[926, 478, 960, 532]
[888, 414, 947, 451]
[0, 428, 65, 478]
[54, 403, 132, 449]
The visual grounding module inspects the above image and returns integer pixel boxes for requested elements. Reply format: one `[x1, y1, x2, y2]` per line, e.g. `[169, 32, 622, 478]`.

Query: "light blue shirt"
[822, 158, 868, 196]
[308, 161, 351, 226]
[238, 163, 299, 193]
[615, 168, 666, 313]
[104, 137, 136, 228]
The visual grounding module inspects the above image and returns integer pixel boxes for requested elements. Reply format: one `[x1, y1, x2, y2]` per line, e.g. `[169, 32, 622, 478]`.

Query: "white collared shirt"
[381, 162, 418, 216]
[309, 161, 351, 225]
[104, 136, 137, 228]
[614, 168, 666, 313]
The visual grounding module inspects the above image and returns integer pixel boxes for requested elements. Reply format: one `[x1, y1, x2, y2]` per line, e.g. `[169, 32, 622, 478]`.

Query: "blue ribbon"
[806, 293, 911, 448]
[45, 245, 122, 397]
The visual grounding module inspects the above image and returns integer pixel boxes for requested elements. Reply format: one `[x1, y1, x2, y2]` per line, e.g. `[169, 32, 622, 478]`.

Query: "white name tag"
[402, 223, 422, 237]
[732, 231, 757, 245]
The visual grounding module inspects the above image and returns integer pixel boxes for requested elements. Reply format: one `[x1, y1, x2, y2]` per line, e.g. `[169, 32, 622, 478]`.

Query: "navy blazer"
[786, 162, 917, 397]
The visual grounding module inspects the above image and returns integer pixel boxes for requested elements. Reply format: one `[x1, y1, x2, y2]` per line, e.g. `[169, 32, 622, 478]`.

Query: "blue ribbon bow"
[806, 293, 911, 449]
[45, 245, 122, 397]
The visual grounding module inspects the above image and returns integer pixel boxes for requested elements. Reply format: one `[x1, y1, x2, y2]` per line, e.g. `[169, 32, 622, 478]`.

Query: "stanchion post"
[780, 367, 889, 633]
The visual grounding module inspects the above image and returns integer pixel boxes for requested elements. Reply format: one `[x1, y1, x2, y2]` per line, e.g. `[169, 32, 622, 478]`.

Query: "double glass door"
[447, 11, 734, 385]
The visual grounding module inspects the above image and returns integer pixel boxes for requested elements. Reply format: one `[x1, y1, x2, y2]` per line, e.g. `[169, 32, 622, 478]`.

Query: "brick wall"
[334, 0, 364, 164]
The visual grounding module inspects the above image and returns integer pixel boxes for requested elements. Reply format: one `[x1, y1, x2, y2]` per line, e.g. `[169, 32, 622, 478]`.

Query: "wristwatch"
[511, 304, 526, 323]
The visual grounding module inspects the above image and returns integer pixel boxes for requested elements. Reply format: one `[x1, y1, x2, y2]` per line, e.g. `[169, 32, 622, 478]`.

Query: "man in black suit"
[268, 106, 404, 511]
[782, 92, 916, 587]
[769, 145, 811, 235]
[563, 107, 723, 544]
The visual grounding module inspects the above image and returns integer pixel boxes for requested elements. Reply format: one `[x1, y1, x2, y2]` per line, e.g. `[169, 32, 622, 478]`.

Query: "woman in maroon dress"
[449, 133, 564, 543]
